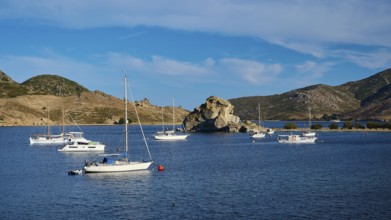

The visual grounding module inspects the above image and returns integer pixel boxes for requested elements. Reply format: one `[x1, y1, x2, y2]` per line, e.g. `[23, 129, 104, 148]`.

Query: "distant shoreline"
[2, 123, 390, 132]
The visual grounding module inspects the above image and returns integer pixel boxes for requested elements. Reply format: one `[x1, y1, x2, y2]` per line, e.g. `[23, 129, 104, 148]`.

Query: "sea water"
[0, 124, 390, 219]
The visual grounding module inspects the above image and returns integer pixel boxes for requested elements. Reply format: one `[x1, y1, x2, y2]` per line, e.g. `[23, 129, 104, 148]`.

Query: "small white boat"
[301, 107, 316, 137]
[251, 103, 266, 138]
[251, 131, 266, 138]
[154, 130, 189, 140]
[29, 108, 69, 145]
[83, 75, 153, 173]
[154, 98, 189, 140]
[30, 133, 67, 145]
[30, 108, 68, 145]
[277, 134, 317, 144]
[301, 130, 316, 137]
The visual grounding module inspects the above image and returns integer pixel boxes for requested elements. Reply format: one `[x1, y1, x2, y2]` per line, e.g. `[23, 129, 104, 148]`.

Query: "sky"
[1, 0, 391, 110]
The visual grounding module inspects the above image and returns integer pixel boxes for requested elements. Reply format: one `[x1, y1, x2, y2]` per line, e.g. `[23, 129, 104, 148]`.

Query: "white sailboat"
[302, 107, 316, 137]
[29, 108, 67, 145]
[83, 75, 153, 173]
[153, 98, 188, 140]
[251, 103, 266, 138]
[58, 132, 105, 152]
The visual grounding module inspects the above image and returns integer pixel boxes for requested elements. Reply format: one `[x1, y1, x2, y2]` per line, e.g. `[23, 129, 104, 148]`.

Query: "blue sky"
[1, 0, 391, 110]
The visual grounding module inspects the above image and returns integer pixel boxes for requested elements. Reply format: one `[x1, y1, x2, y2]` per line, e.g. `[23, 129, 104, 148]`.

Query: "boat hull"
[251, 132, 266, 138]
[301, 131, 316, 137]
[29, 136, 66, 145]
[154, 134, 188, 140]
[278, 135, 317, 144]
[58, 143, 105, 152]
[84, 161, 153, 173]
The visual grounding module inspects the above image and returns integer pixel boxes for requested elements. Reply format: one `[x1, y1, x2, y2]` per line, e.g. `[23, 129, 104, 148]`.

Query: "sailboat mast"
[308, 107, 312, 129]
[124, 76, 128, 153]
[47, 107, 50, 138]
[161, 107, 165, 131]
[172, 98, 175, 131]
[258, 103, 261, 127]
[62, 107, 65, 139]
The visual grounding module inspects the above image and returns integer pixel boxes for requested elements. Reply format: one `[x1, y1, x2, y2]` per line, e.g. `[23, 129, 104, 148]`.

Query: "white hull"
[29, 136, 66, 145]
[251, 132, 266, 138]
[58, 142, 105, 152]
[278, 134, 317, 144]
[154, 134, 188, 140]
[84, 161, 152, 173]
[301, 131, 316, 137]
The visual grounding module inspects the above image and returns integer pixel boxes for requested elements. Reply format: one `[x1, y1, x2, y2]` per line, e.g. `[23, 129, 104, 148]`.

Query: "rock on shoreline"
[183, 96, 259, 132]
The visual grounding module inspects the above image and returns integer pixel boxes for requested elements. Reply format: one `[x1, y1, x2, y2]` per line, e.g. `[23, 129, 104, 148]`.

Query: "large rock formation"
[183, 96, 243, 132]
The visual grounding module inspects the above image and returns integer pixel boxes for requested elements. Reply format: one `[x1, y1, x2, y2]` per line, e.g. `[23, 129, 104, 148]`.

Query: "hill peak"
[22, 74, 89, 96]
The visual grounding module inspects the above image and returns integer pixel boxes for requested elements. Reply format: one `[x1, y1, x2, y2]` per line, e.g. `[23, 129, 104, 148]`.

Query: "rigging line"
[67, 112, 83, 132]
[126, 77, 153, 161]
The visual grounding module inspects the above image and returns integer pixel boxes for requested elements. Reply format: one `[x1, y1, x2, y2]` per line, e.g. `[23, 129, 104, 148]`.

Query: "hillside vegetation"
[0, 71, 189, 126]
[230, 68, 391, 121]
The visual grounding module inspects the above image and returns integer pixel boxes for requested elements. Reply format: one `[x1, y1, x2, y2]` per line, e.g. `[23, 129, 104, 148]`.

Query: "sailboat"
[301, 107, 316, 137]
[251, 103, 266, 138]
[29, 108, 68, 145]
[153, 98, 189, 140]
[83, 75, 153, 173]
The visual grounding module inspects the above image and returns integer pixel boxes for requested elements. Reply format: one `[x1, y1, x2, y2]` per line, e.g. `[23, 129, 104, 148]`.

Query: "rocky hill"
[229, 68, 391, 121]
[22, 74, 89, 97]
[0, 71, 189, 126]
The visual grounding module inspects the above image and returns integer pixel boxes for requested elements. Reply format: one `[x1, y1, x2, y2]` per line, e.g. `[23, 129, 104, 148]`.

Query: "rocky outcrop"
[183, 96, 243, 132]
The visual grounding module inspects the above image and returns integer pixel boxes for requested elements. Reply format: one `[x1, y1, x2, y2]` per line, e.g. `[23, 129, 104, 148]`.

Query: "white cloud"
[105, 53, 214, 77]
[1, 0, 391, 58]
[219, 58, 282, 85]
[1, 50, 282, 87]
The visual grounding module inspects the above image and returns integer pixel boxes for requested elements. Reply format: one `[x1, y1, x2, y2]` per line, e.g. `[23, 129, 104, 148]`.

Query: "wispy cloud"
[1, 50, 283, 88]
[117, 31, 147, 40]
[1, 0, 390, 58]
[332, 49, 391, 69]
[219, 58, 282, 85]
[106, 53, 214, 77]
[296, 61, 333, 78]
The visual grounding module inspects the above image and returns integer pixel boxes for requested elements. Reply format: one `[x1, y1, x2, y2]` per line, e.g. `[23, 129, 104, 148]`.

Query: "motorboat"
[277, 134, 317, 144]
[58, 132, 105, 152]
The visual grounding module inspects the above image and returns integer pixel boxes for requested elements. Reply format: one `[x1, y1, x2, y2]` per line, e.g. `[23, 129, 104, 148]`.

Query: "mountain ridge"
[229, 68, 391, 121]
[1, 68, 391, 125]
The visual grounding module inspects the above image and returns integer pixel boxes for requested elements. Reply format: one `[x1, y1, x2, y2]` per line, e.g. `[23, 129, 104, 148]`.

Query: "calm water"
[0, 124, 390, 219]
